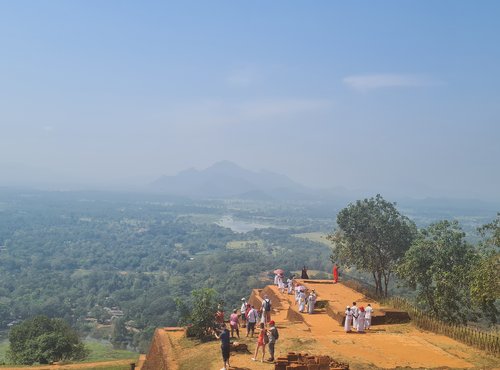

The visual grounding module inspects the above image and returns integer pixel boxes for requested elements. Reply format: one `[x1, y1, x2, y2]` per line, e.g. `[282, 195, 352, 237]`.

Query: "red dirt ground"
[148, 281, 499, 370]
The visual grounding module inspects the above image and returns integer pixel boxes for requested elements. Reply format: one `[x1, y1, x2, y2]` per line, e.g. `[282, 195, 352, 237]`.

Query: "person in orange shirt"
[251, 322, 267, 362]
[333, 263, 339, 283]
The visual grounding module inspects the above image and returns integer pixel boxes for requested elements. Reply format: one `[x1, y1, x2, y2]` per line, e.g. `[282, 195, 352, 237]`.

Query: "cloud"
[343, 74, 442, 92]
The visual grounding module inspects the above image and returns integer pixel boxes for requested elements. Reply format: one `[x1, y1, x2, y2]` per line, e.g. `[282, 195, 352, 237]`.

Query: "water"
[216, 215, 271, 233]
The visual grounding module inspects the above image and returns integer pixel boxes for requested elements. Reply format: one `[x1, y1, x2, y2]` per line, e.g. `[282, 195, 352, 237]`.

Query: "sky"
[0, 1, 499, 200]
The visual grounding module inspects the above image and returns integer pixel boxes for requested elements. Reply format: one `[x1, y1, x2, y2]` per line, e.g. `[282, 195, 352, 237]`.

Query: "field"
[0, 338, 137, 367]
[226, 240, 264, 249]
[293, 232, 332, 247]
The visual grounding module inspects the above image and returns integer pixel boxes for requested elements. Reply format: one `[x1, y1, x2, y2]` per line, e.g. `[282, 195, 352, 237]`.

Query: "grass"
[177, 338, 220, 370]
[226, 240, 263, 250]
[0, 338, 136, 366]
[293, 232, 332, 246]
[83, 340, 137, 362]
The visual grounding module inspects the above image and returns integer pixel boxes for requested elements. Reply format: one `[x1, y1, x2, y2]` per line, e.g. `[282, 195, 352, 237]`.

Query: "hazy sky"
[1, 1, 499, 199]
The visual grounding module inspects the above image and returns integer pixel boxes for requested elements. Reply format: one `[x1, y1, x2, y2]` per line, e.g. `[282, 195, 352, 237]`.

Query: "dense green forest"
[0, 189, 497, 353]
[0, 190, 335, 351]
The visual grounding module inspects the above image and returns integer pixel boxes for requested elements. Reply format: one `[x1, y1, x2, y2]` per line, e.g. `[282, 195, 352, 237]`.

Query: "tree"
[328, 194, 417, 296]
[478, 213, 500, 250]
[7, 316, 88, 365]
[111, 318, 130, 349]
[469, 252, 499, 324]
[176, 288, 219, 341]
[397, 220, 477, 324]
[470, 214, 500, 324]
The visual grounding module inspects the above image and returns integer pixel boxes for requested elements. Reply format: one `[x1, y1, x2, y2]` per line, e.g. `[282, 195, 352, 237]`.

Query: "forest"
[0, 189, 497, 354]
[0, 190, 335, 352]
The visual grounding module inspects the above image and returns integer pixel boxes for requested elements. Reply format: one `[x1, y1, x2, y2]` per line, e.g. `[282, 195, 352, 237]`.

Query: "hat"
[346, 306, 350, 309]
[360, 306, 365, 312]
[269, 320, 275, 326]
[241, 298, 246, 301]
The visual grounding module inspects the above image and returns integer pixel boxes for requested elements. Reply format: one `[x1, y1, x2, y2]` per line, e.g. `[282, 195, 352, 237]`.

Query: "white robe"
[295, 287, 301, 304]
[278, 276, 285, 291]
[344, 310, 353, 332]
[307, 294, 316, 314]
[364, 306, 373, 329]
[357, 311, 366, 332]
[298, 292, 306, 312]
[287, 279, 293, 294]
[351, 306, 359, 329]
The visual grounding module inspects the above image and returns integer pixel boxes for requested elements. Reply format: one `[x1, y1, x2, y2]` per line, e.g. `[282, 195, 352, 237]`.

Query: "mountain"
[149, 161, 311, 199]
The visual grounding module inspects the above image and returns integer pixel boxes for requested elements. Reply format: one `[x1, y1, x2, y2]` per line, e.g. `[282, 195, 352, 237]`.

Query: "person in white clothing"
[246, 305, 259, 337]
[295, 285, 302, 305]
[278, 275, 285, 293]
[240, 298, 248, 328]
[306, 290, 316, 314]
[357, 306, 366, 333]
[364, 303, 373, 330]
[298, 290, 306, 312]
[274, 274, 279, 286]
[287, 277, 294, 294]
[351, 302, 359, 330]
[344, 306, 353, 332]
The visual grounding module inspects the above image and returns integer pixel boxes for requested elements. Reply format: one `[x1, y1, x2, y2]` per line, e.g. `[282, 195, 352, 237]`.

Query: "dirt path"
[148, 281, 499, 370]
[215, 282, 498, 370]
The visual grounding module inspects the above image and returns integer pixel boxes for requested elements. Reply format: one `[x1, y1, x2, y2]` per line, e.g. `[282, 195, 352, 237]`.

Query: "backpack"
[264, 300, 271, 312]
[263, 332, 270, 344]
[273, 327, 279, 340]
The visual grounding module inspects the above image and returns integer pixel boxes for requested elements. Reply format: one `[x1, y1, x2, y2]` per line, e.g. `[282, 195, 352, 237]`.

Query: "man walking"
[214, 325, 231, 370]
[240, 298, 248, 328]
[246, 305, 259, 337]
[261, 295, 272, 324]
[267, 320, 279, 362]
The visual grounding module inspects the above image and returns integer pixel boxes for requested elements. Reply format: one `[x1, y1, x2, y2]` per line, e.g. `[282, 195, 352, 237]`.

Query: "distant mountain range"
[149, 160, 312, 200]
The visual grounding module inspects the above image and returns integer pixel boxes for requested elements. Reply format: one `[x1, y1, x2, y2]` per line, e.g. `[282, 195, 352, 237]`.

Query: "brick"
[318, 356, 331, 365]
[286, 366, 308, 370]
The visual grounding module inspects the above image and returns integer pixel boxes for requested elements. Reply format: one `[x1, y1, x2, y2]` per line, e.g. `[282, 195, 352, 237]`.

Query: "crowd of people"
[213, 264, 368, 370]
[344, 302, 373, 333]
[214, 295, 280, 370]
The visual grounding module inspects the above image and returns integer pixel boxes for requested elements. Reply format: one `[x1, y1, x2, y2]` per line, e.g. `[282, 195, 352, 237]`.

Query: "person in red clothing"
[251, 322, 267, 362]
[215, 304, 225, 329]
[333, 263, 339, 283]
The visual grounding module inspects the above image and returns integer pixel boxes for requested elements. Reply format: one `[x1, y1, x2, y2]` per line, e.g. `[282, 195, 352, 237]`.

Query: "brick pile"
[274, 352, 349, 370]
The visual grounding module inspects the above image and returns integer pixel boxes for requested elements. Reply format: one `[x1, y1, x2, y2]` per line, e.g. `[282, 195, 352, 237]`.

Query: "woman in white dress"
[278, 275, 285, 293]
[307, 290, 316, 314]
[364, 303, 373, 330]
[298, 291, 306, 313]
[357, 306, 366, 333]
[287, 277, 293, 294]
[344, 306, 353, 332]
[351, 302, 358, 330]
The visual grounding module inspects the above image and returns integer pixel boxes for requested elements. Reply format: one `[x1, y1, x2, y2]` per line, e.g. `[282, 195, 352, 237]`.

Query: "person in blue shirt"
[215, 326, 231, 370]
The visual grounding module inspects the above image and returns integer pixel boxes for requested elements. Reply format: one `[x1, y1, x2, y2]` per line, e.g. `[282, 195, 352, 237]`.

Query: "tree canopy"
[397, 221, 478, 324]
[7, 316, 88, 365]
[177, 288, 219, 341]
[328, 194, 417, 296]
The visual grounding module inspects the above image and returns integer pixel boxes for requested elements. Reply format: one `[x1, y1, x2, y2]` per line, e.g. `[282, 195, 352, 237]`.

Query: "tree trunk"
[377, 271, 383, 296]
[372, 271, 380, 295]
[382, 270, 391, 297]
